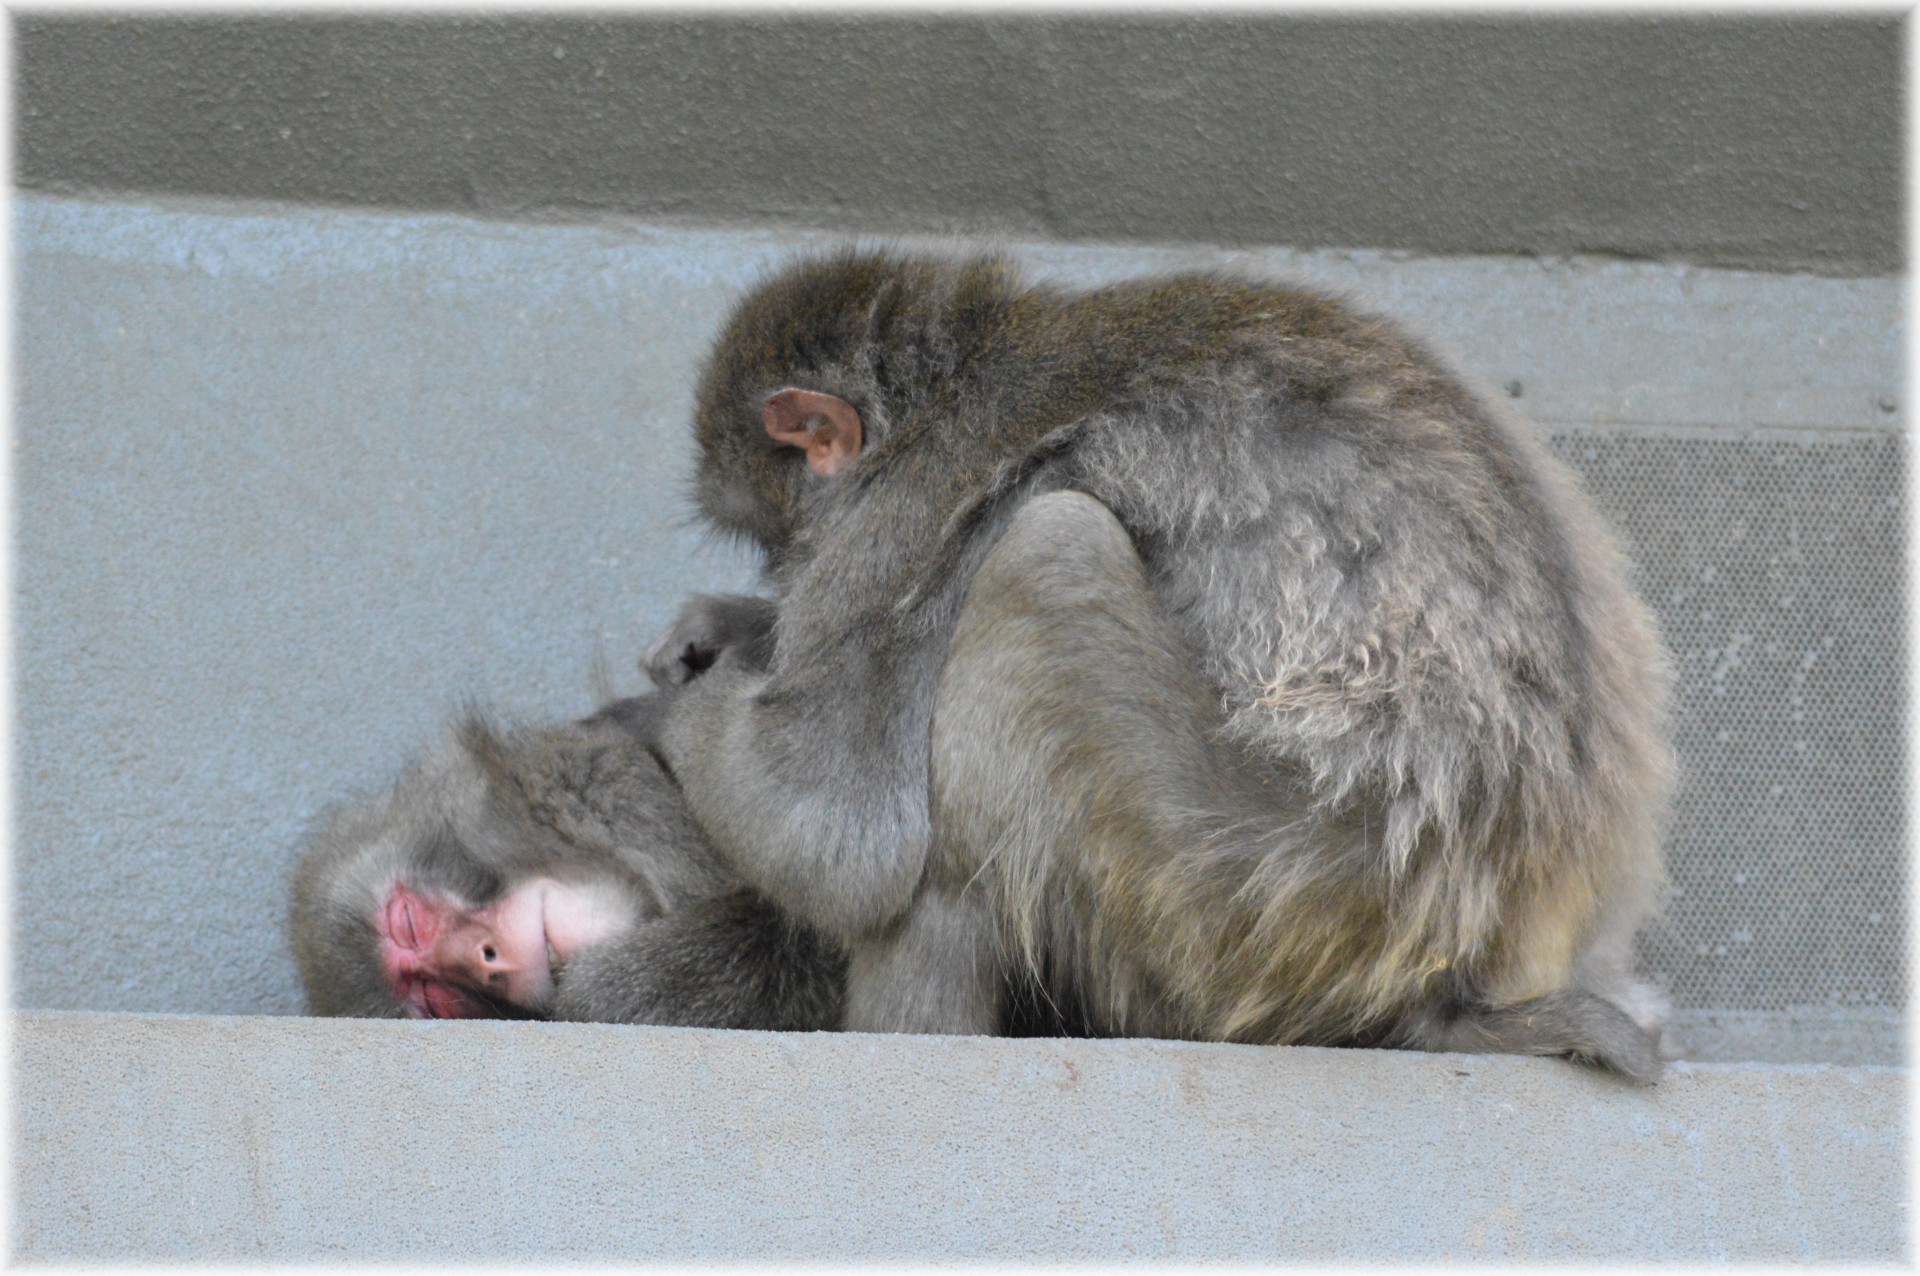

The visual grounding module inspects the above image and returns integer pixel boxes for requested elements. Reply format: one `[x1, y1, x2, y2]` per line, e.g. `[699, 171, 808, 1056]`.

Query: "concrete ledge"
[13, 1010, 1907, 1262]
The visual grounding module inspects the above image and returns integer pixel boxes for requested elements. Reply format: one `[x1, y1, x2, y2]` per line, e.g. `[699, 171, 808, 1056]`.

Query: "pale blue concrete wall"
[13, 197, 1904, 1067]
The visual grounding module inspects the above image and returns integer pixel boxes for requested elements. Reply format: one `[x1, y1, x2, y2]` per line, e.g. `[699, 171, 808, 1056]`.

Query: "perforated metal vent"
[1550, 430, 1906, 1016]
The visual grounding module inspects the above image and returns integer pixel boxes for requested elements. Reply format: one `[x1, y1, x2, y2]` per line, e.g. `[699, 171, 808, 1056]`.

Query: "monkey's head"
[688, 249, 1020, 564]
[289, 706, 726, 1019]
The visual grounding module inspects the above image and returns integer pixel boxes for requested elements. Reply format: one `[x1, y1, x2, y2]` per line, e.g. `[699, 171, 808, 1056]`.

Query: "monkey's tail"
[1413, 990, 1665, 1084]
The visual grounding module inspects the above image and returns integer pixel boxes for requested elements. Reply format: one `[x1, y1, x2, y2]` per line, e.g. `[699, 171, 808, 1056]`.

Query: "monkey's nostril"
[482, 944, 498, 962]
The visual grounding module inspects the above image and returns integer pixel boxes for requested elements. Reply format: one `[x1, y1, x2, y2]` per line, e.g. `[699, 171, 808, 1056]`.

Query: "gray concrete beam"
[12, 1010, 1908, 1263]
[14, 14, 1902, 275]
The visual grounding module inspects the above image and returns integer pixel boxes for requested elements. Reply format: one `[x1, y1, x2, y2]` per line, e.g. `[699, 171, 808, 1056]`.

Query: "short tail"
[1415, 990, 1665, 1083]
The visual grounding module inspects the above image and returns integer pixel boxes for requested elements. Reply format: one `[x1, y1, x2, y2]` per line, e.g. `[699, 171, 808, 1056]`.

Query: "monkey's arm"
[550, 892, 846, 1031]
[642, 587, 938, 942]
[656, 611, 944, 942]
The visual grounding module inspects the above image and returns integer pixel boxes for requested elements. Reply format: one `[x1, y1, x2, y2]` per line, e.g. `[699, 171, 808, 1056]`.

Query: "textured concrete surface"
[13, 196, 1904, 1064]
[12, 1010, 1907, 1263]
[1669, 1007, 1907, 1068]
[14, 14, 1901, 275]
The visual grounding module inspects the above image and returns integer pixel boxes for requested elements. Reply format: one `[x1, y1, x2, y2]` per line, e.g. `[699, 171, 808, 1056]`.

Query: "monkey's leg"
[908, 490, 1230, 1041]
[843, 889, 1002, 1035]
[842, 488, 1190, 1037]
[552, 892, 845, 1032]
[1411, 992, 1664, 1084]
[837, 488, 1200, 1037]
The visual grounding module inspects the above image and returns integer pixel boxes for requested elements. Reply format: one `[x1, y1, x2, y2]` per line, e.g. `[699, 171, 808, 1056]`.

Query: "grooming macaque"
[648, 251, 1674, 1080]
[288, 697, 845, 1030]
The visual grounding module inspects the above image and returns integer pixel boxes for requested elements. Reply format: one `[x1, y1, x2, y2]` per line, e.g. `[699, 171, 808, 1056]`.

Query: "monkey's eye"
[384, 889, 426, 951]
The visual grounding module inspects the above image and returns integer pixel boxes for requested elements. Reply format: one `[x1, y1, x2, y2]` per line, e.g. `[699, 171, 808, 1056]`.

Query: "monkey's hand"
[642, 594, 779, 688]
[550, 893, 845, 1031]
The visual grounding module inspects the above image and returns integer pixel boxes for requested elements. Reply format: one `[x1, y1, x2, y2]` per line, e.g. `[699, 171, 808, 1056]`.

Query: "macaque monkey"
[288, 693, 1085, 1036]
[288, 697, 845, 1030]
[648, 251, 1674, 1080]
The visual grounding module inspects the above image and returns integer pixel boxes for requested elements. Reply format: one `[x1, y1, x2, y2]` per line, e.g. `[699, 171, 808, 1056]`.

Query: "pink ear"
[763, 388, 864, 477]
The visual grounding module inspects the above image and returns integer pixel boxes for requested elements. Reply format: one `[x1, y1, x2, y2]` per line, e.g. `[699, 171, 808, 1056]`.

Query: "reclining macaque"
[290, 696, 844, 1029]
[288, 693, 1084, 1035]
[645, 251, 1675, 1080]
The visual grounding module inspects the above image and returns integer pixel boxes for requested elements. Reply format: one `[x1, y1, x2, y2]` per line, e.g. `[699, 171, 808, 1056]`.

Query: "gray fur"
[654, 251, 1672, 1079]
[551, 890, 845, 1031]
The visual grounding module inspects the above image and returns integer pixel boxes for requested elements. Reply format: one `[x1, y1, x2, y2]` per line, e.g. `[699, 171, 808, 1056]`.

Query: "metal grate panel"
[1552, 430, 1906, 1016]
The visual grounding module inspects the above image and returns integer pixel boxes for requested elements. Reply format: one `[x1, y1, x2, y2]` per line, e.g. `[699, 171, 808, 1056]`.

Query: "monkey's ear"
[763, 388, 864, 477]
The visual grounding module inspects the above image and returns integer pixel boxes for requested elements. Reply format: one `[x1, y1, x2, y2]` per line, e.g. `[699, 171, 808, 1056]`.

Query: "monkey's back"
[1007, 282, 1673, 1035]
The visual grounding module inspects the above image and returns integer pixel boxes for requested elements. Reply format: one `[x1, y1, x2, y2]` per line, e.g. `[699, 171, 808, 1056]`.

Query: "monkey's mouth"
[527, 878, 635, 991]
[530, 886, 565, 989]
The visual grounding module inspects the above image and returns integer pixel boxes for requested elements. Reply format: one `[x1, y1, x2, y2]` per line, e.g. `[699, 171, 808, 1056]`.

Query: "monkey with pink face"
[290, 687, 841, 1028]
[288, 691, 1081, 1035]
